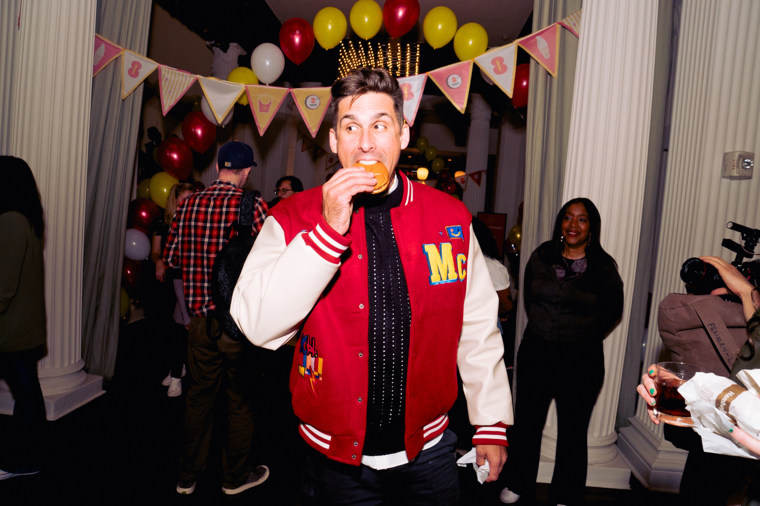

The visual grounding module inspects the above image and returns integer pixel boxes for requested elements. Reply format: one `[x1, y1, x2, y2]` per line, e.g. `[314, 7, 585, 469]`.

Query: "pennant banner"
[198, 76, 243, 124]
[158, 65, 197, 116]
[121, 50, 157, 99]
[93, 34, 123, 77]
[559, 9, 582, 38]
[468, 170, 484, 186]
[518, 24, 560, 77]
[246, 85, 290, 136]
[427, 61, 473, 114]
[397, 74, 427, 126]
[290, 87, 332, 138]
[474, 43, 518, 98]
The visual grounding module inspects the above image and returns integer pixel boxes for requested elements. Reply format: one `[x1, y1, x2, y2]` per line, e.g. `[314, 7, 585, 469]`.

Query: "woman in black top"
[500, 198, 623, 505]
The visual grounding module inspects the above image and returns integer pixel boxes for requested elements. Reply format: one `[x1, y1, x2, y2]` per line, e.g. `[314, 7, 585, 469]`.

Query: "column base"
[0, 373, 105, 421]
[536, 452, 632, 490]
[617, 417, 686, 493]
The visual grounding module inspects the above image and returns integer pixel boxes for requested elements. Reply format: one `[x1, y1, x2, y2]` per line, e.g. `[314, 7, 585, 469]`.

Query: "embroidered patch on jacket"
[299, 334, 323, 392]
[446, 225, 463, 239]
[422, 243, 467, 285]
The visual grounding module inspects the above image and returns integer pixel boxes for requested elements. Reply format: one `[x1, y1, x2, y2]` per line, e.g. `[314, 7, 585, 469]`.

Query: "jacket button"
[358, 254, 363, 259]
[353, 441, 358, 446]
[359, 304, 364, 309]
[352, 454, 357, 459]
[358, 397, 363, 403]
[358, 352, 364, 358]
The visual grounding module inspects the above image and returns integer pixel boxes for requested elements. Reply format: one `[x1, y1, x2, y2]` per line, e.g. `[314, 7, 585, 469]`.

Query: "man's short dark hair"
[330, 68, 404, 129]
[276, 176, 303, 192]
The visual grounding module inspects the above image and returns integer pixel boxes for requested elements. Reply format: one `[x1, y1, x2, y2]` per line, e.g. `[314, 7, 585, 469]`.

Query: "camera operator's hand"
[700, 256, 758, 320]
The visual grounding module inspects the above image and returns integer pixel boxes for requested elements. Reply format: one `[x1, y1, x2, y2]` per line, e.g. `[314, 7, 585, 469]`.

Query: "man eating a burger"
[230, 67, 513, 505]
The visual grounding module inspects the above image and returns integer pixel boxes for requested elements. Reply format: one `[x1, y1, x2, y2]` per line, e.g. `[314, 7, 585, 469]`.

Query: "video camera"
[680, 221, 760, 295]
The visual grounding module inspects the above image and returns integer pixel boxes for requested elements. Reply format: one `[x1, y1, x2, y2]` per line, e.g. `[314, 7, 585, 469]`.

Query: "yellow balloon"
[350, 0, 382, 40]
[453, 22, 488, 61]
[137, 178, 151, 199]
[149, 171, 179, 209]
[226, 67, 258, 106]
[314, 7, 347, 50]
[423, 6, 457, 49]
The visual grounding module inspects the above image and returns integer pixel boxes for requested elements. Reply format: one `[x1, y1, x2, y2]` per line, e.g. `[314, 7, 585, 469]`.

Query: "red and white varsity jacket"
[231, 173, 513, 466]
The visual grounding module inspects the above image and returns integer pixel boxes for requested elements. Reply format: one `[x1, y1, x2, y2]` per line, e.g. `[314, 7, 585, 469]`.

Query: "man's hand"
[475, 444, 507, 482]
[322, 167, 376, 235]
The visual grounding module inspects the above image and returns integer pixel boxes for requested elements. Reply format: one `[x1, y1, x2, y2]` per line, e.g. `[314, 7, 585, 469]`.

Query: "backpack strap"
[691, 296, 745, 371]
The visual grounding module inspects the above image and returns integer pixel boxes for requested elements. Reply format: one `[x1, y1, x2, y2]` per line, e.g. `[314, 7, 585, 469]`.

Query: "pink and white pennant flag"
[427, 61, 473, 114]
[518, 24, 560, 77]
[397, 74, 427, 126]
[558, 9, 582, 38]
[474, 43, 518, 98]
[158, 65, 197, 116]
[93, 34, 123, 77]
[121, 50, 157, 99]
[246, 85, 290, 136]
[197, 76, 244, 124]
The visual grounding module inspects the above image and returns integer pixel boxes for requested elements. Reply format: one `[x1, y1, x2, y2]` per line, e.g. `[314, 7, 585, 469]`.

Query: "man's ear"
[400, 122, 410, 150]
[329, 128, 338, 154]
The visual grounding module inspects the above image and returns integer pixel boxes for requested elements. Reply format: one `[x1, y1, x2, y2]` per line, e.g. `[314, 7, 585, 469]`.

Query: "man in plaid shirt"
[164, 140, 269, 496]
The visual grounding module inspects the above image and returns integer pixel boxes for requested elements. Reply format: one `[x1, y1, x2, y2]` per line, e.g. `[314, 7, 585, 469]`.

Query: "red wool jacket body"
[231, 173, 513, 466]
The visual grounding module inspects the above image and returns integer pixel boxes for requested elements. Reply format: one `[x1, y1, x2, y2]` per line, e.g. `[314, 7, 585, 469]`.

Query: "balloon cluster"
[411, 135, 465, 199]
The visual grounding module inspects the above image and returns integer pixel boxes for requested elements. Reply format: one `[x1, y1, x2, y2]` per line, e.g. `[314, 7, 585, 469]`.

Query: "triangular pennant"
[468, 170, 483, 186]
[93, 34, 123, 77]
[121, 50, 157, 99]
[518, 24, 560, 77]
[197, 76, 244, 124]
[397, 74, 427, 126]
[158, 65, 197, 116]
[474, 43, 518, 98]
[246, 85, 290, 136]
[290, 87, 332, 138]
[455, 173, 467, 189]
[427, 61, 474, 114]
[558, 9, 582, 38]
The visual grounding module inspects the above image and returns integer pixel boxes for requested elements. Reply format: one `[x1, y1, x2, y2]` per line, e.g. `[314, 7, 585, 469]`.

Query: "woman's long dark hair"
[551, 197, 616, 268]
[0, 156, 45, 238]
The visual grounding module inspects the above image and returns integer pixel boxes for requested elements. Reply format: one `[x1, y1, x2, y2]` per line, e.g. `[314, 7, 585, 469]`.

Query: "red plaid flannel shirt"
[163, 180, 267, 317]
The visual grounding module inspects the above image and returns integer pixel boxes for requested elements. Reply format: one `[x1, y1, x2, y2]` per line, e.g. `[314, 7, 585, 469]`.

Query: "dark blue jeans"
[0, 345, 46, 473]
[301, 429, 460, 505]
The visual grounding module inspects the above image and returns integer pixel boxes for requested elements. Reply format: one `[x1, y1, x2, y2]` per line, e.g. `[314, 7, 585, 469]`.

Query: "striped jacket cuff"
[302, 217, 350, 264]
[472, 422, 509, 447]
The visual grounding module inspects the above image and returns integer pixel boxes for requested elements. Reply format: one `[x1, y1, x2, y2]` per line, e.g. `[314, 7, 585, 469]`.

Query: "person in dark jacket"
[500, 198, 623, 505]
[0, 156, 48, 481]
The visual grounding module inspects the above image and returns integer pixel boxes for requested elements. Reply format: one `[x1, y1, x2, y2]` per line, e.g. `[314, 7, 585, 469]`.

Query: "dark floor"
[0, 316, 679, 505]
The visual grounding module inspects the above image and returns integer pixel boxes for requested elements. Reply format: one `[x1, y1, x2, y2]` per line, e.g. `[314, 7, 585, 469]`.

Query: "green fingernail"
[650, 388, 655, 395]
[651, 400, 656, 406]
[649, 369, 655, 376]
[729, 428, 734, 433]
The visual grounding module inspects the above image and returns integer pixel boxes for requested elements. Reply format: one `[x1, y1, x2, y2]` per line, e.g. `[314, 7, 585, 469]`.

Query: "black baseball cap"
[218, 141, 256, 169]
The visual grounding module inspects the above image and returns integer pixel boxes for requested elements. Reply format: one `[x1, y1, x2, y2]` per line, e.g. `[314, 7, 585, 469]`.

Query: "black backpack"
[209, 191, 258, 341]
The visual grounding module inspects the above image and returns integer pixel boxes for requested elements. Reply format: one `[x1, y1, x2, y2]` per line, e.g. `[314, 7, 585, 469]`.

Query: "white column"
[462, 94, 491, 214]
[493, 120, 526, 230]
[618, 0, 760, 492]
[535, 0, 664, 489]
[0, 0, 104, 420]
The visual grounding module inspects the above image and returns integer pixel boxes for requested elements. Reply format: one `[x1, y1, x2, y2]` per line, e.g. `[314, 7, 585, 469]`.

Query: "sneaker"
[161, 372, 172, 387]
[167, 377, 182, 398]
[499, 487, 520, 504]
[221, 465, 269, 495]
[0, 468, 40, 481]
[176, 478, 196, 495]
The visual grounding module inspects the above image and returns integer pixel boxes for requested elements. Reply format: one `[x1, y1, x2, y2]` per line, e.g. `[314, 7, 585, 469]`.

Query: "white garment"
[484, 256, 511, 292]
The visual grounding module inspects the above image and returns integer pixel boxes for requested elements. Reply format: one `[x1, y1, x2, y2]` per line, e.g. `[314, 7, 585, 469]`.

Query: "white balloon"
[201, 96, 232, 127]
[251, 43, 285, 85]
[125, 228, 150, 261]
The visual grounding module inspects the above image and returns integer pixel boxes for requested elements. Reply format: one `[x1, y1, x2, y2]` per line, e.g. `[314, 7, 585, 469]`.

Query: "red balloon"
[383, 0, 420, 38]
[279, 18, 315, 65]
[181, 111, 216, 153]
[157, 136, 193, 180]
[442, 180, 457, 194]
[126, 198, 161, 234]
[512, 63, 530, 108]
[122, 258, 142, 289]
